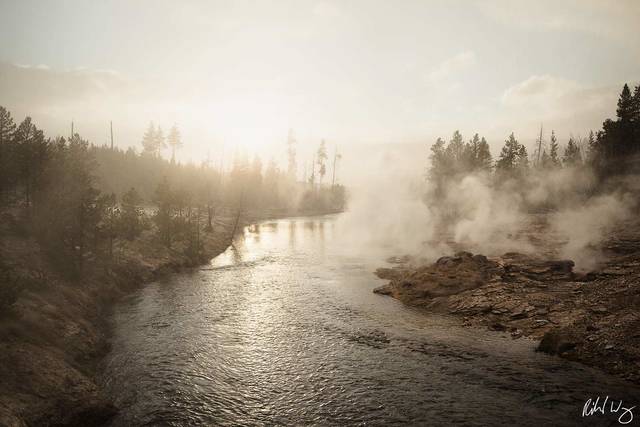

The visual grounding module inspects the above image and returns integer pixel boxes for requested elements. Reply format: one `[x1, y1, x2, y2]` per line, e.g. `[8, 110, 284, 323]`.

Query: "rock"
[386, 255, 412, 264]
[374, 267, 404, 281]
[373, 285, 392, 295]
[472, 254, 489, 264]
[490, 322, 507, 331]
[534, 319, 550, 327]
[537, 330, 579, 355]
[573, 272, 597, 282]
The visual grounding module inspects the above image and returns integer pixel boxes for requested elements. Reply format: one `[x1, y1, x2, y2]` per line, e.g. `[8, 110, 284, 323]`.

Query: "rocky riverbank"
[374, 218, 640, 384]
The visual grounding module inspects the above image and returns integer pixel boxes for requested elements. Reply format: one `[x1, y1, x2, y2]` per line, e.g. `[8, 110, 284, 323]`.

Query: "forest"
[427, 83, 640, 198]
[0, 109, 346, 287]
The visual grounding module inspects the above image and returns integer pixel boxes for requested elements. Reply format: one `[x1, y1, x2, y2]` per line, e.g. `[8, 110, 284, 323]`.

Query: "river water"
[102, 214, 640, 426]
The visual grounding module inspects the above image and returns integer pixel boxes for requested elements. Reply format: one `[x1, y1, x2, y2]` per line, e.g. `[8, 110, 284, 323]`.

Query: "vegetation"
[428, 82, 640, 193]
[0, 106, 347, 286]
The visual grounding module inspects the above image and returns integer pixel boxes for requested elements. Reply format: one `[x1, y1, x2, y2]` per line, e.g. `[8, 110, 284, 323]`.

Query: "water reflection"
[102, 214, 640, 427]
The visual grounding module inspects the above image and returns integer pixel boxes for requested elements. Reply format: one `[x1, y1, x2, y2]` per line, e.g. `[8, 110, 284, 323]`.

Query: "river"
[102, 214, 640, 426]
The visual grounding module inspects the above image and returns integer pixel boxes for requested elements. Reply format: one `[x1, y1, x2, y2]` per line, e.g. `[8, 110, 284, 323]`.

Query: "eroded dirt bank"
[374, 217, 640, 384]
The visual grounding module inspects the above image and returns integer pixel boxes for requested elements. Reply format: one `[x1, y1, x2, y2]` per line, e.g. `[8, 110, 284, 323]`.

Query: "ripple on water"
[102, 216, 640, 426]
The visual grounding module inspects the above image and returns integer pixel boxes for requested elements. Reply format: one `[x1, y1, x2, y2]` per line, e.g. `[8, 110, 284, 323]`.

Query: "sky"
[0, 0, 639, 168]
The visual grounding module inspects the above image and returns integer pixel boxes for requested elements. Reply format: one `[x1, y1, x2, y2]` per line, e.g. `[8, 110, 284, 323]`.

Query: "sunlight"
[202, 92, 292, 155]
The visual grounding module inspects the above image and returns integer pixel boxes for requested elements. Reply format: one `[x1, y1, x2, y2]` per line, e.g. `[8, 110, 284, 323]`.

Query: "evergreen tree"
[0, 106, 16, 145]
[167, 124, 182, 164]
[119, 187, 145, 240]
[496, 133, 520, 172]
[446, 130, 466, 173]
[540, 150, 551, 168]
[617, 83, 633, 122]
[563, 137, 582, 166]
[153, 177, 175, 247]
[586, 130, 598, 165]
[317, 140, 328, 186]
[14, 117, 49, 208]
[516, 144, 529, 170]
[467, 133, 480, 170]
[0, 107, 17, 201]
[141, 122, 157, 155]
[476, 137, 493, 172]
[35, 135, 102, 277]
[101, 192, 119, 261]
[154, 126, 166, 157]
[632, 85, 640, 123]
[549, 131, 560, 168]
[428, 137, 447, 181]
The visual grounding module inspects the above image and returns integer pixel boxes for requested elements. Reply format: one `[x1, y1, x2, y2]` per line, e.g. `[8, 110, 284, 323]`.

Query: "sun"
[201, 92, 292, 156]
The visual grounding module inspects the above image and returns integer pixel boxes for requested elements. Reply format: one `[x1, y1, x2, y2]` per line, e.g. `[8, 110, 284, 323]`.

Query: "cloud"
[499, 74, 621, 136]
[425, 51, 476, 84]
[502, 75, 581, 107]
[312, 1, 342, 19]
[0, 62, 128, 112]
[478, 0, 640, 47]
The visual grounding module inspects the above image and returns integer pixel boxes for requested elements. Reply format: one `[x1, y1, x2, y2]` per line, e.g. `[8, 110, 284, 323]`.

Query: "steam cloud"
[338, 147, 635, 271]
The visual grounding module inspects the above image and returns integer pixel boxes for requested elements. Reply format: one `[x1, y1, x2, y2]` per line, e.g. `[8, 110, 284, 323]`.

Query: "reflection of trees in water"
[229, 243, 243, 264]
[289, 220, 297, 250]
[248, 224, 261, 243]
[230, 230, 246, 264]
[318, 221, 325, 246]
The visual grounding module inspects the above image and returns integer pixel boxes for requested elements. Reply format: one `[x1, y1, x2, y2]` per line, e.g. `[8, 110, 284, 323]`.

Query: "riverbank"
[0, 207, 338, 426]
[373, 216, 640, 384]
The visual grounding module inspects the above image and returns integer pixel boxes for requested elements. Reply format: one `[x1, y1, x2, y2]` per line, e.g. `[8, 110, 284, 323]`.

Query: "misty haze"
[1, 1, 640, 426]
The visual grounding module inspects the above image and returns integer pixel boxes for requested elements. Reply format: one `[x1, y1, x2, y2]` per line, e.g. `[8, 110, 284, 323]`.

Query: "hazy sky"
[1, 0, 639, 164]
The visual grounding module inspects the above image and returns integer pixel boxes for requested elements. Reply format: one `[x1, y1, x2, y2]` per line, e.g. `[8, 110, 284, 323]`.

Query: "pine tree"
[153, 177, 175, 247]
[141, 122, 157, 155]
[446, 130, 466, 174]
[167, 124, 182, 164]
[0, 106, 17, 201]
[549, 131, 560, 168]
[516, 144, 529, 170]
[119, 187, 145, 240]
[632, 85, 640, 123]
[154, 126, 166, 157]
[586, 130, 598, 165]
[563, 137, 582, 166]
[496, 132, 520, 172]
[0, 107, 16, 145]
[428, 137, 448, 184]
[476, 137, 493, 172]
[317, 140, 328, 186]
[617, 83, 633, 122]
[466, 133, 480, 171]
[540, 149, 551, 168]
[14, 117, 49, 208]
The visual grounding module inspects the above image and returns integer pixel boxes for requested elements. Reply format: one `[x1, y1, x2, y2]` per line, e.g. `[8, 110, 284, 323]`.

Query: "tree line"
[428, 82, 640, 192]
[0, 108, 346, 279]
